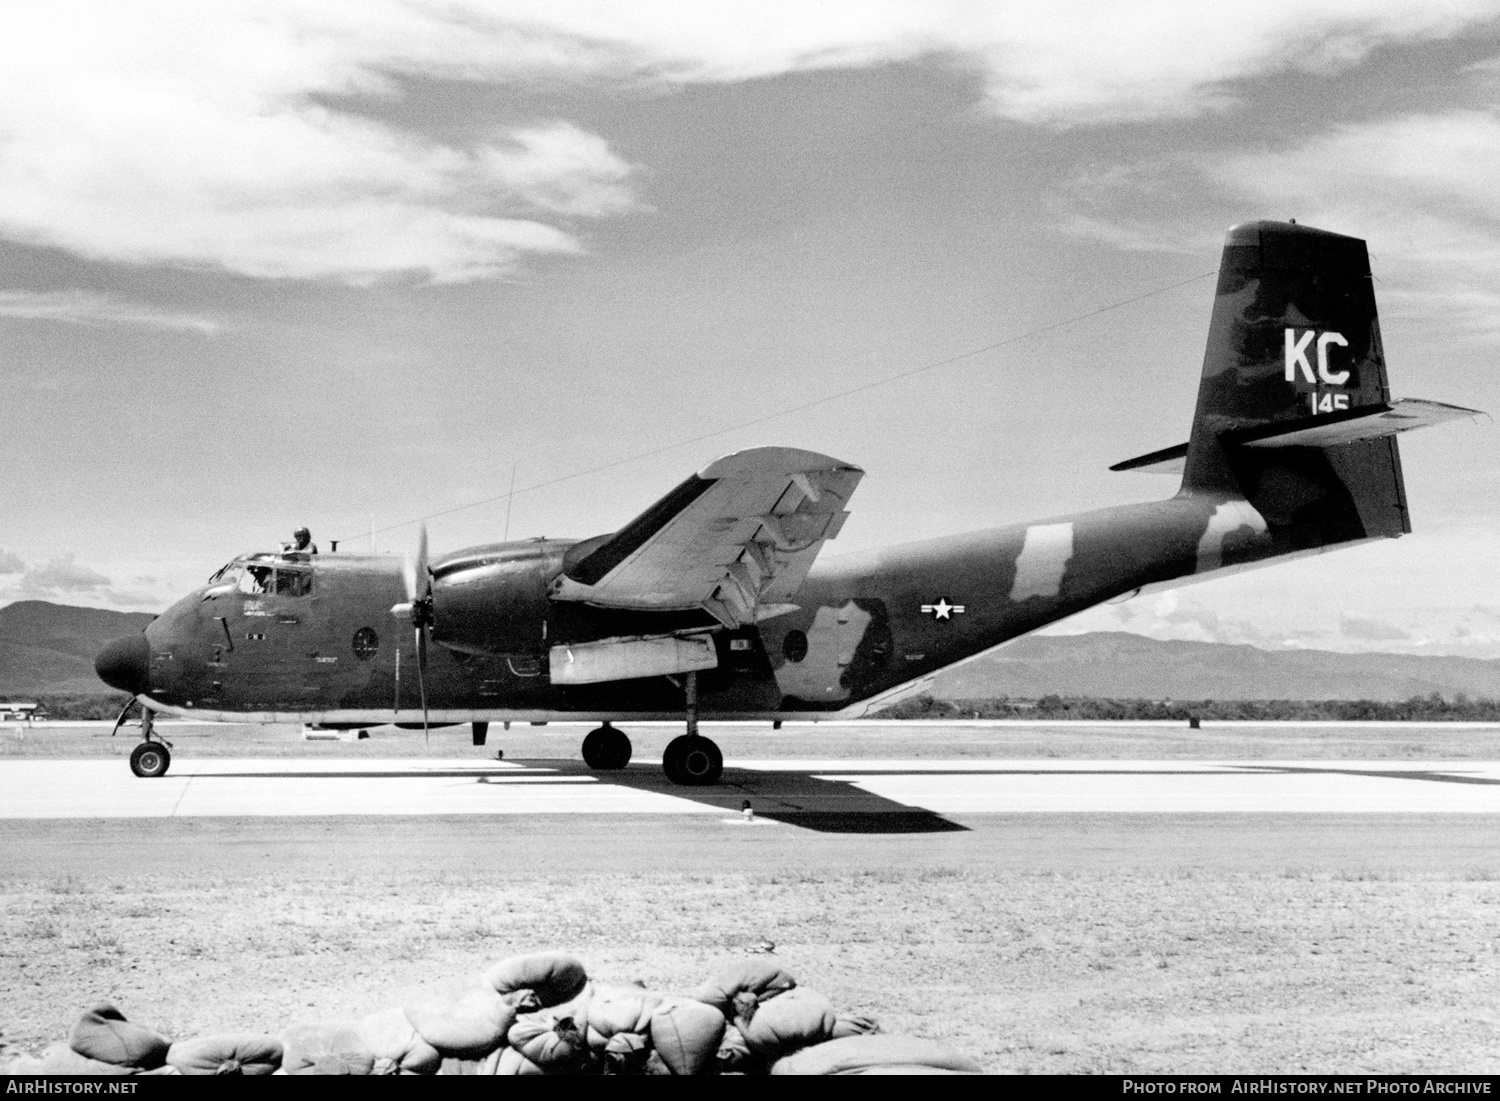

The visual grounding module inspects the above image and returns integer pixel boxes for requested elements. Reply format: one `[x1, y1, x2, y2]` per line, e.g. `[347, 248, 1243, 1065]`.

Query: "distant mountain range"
[932, 632, 1500, 702]
[0, 601, 155, 697]
[4, 601, 1499, 703]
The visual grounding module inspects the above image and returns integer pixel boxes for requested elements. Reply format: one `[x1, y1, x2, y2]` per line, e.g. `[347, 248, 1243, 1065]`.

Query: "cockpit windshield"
[214, 552, 313, 597]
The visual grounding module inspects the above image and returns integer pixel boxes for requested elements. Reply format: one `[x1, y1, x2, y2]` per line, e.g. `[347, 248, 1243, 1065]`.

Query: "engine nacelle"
[430, 542, 562, 656]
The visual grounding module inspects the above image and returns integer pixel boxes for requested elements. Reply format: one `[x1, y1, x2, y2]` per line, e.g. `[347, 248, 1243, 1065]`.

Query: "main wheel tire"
[661, 736, 686, 784]
[129, 741, 171, 778]
[604, 728, 632, 770]
[662, 734, 722, 786]
[582, 726, 612, 769]
[583, 726, 632, 770]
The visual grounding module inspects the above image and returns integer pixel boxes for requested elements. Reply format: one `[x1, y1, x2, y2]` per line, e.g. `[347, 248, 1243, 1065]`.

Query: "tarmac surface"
[9, 755, 1500, 819]
[5, 754, 1500, 879]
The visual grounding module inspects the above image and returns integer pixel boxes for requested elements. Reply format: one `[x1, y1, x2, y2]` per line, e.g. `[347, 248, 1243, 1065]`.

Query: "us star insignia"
[921, 598, 966, 620]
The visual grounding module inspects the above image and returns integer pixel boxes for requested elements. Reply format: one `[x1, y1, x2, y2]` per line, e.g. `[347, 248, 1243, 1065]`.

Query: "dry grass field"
[4, 866, 1498, 1073]
[4, 720, 1500, 1074]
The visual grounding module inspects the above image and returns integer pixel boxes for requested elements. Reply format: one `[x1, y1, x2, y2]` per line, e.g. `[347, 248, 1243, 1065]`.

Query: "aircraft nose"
[95, 635, 149, 695]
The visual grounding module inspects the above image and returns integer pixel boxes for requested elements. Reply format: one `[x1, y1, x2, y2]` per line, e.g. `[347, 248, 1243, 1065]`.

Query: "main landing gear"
[111, 699, 172, 778]
[663, 670, 722, 786]
[579, 672, 724, 786]
[661, 733, 722, 786]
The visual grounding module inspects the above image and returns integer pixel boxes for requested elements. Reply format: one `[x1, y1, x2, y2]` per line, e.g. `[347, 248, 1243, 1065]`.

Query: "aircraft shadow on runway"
[552, 761, 970, 834]
[198, 760, 969, 834]
[186, 762, 1500, 834]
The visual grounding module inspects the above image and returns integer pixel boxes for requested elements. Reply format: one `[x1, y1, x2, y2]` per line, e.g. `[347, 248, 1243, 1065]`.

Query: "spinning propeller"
[390, 523, 433, 741]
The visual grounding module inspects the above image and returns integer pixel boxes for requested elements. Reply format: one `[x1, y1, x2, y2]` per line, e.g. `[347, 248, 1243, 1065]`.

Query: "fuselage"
[125, 486, 1333, 725]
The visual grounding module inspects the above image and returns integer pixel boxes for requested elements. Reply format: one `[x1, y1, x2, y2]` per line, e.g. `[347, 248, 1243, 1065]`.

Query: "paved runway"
[7, 756, 1500, 879]
[7, 756, 1500, 820]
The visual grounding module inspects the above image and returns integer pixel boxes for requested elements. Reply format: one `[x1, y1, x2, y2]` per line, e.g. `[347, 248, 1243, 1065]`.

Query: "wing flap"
[550, 447, 864, 627]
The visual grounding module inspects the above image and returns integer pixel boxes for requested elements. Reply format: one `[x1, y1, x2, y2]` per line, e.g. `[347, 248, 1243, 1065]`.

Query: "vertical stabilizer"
[1183, 220, 1409, 543]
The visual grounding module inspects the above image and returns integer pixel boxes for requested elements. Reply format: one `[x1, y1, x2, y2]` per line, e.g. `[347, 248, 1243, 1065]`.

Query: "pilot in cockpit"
[282, 526, 318, 557]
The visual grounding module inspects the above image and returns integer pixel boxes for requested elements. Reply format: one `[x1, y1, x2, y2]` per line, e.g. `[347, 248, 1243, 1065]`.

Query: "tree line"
[878, 693, 1500, 722]
[15, 691, 1500, 723]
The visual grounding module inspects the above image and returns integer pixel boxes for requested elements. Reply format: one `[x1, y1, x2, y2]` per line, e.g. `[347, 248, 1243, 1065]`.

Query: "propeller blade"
[402, 553, 417, 604]
[414, 625, 429, 745]
[416, 523, 430, 602]
[413, 524, 431, 744]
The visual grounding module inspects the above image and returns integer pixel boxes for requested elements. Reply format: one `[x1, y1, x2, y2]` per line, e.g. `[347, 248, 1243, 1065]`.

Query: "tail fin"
[1183, 220, 1410, 543]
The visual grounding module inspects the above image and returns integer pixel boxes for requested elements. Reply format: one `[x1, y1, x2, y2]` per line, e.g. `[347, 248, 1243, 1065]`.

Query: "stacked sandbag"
[488, 981, 725, 1076]
[581, 983, 661, 1073]
[769, 1035, 984, 1075]
[506, 1008, 595, 1074]
[427, 951, 592, 1073]
[402, 971, 525, 1060]
[1, 1005, 180, 1075]
[691, 958, 797, 1016]
[166, 1033, 282, 1075]
[647, 997, 725, 1076]
[5, 949, 983, 1076]
[690, 959, 854, 1070]
[484, 950, 589, 1008]
[69, 1003, 173, 1072]
[280, 1021, 382, 1075]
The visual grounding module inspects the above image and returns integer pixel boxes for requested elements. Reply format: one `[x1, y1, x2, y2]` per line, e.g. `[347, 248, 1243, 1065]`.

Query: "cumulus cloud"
[0, 550, 24, 574]
[0, 2, 1495, 282]
[0, 2, 637, 283]
[0, 290, 221, 334]
[21, 555, 111, 593]
[1209, 108, 1500, 340]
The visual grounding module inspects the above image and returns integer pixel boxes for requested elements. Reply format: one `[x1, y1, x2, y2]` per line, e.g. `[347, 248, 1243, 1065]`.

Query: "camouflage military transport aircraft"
[96, 221, 1479, 784]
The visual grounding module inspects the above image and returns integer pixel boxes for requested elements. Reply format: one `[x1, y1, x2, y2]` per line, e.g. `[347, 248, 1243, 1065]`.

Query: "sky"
[2, 1, 1499, 657]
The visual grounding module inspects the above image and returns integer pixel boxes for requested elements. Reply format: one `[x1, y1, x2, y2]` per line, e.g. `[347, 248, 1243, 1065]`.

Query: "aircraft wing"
[549, 447, 864, 628]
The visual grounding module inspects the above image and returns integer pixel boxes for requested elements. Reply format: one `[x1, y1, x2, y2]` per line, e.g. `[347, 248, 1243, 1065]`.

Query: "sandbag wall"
[1, 951, 983, 1075]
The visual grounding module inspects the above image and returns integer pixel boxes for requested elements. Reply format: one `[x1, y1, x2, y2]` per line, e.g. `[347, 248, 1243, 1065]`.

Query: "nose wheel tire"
[582, 725, 632, 770]
[662, 734, 722, 786]
[129, 741, 171, 778]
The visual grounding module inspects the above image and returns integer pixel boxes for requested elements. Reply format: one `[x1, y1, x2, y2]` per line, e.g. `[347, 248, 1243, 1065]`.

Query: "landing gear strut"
[662, 671, 722, 786]
[581, 723, 631, 770]
[124, 705, 172, 778]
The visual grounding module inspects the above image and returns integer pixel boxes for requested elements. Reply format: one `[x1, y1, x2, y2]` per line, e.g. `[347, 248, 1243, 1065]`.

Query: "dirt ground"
[4, 866, 1499, 1074]
[5, 721, 1500, 1074]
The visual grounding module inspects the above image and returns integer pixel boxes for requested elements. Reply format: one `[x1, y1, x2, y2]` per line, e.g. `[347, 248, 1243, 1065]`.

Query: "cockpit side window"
[274, 569, 312, 597]
[238, 565, 273, 595]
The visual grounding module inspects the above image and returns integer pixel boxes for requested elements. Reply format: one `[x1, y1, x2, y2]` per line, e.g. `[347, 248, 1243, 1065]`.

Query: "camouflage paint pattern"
[114, 222, 1422, 724]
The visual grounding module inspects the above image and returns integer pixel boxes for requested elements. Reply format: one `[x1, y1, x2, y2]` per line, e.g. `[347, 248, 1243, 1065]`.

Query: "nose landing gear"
[129, 739, 171, 779]
[112, 700, 172, 778]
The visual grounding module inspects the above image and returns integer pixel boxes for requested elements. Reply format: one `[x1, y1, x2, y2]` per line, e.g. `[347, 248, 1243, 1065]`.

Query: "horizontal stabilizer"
[1229, 398, 1483, 449]
[1110, 442, 1188, 475]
